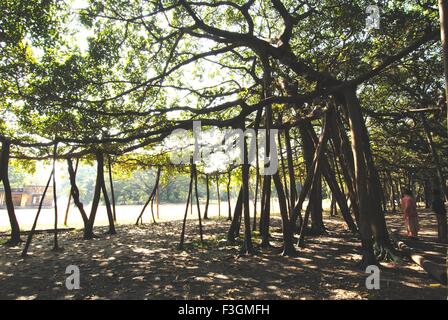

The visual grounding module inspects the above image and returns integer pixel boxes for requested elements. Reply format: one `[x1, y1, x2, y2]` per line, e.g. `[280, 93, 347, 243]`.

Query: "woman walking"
[401, 189, 419, 239]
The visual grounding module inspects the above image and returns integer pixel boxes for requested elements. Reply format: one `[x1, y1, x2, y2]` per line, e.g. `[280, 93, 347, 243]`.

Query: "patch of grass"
[251, 230, 261, 240]
[208, 216, 230, 223]
[183, 237, 219, 250]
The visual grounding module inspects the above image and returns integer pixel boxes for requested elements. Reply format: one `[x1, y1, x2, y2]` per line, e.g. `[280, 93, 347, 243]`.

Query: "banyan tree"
[0, 0, 447, 268]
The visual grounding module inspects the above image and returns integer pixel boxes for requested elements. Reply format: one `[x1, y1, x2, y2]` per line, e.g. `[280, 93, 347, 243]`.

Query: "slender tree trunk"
[295, 107, 333, 246]
[203, 174, 210, 220]
[52, 142, 62, 251]
[298, 121, 325, 234]
[330, 110, 361, 226]
[388, 172, 397, 213]
[278, 128, 291, 214]
[0, 140, 21, 245]
[64, 158, 79, 226]
[192, 164, 204, 244]
[226, 171, 232, 221]
[285, 129, 297, 218]
[253, 109, 263, 229]
[179, 165, 194, 250]
[108, 155, 117, 222]
[240, 124, 254, 254]
[424, 179, 431, 209]
[260, 58, 273, 248]
[273, 172, 297, 256]
[95, 152, 116, 235]
[156, 183, 160, 219]
[21, 170, 53, 256]
[291, 109, 332, 229]
[216, 176, 221, 217]
[135, 167, 161, 225]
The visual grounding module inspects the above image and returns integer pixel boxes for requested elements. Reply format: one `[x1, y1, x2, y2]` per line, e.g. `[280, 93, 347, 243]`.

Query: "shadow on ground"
[0, 213, 446, 300]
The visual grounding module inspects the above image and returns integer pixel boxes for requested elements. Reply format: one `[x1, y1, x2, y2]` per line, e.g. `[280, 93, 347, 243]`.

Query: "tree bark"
[52, 142, 61, 251]
[439, 0, 448, 130]
[67, 158, 90, 238]
[421, 115, 448, 201]
[135, 167, 161, 225]
[0, 140, 21, 245]
[284, 129, 298, 218]
[21, 170, 53, 256]
[108, 155, 117, 222]
[226, 171, 232, 221]
[64, 158, 79, 226]
[203, 174, 210, 219]
[216, 176, 221, 217]
[84, 151, 102, 239]
[227, 188, 243, 243]
[343, 88, 396, 265]
[298, 121, 325, 234]
[240, 123, 254, 254]
[192, 164, 204, 244]
[273, 172, 297, 256]
[96, 152, 116, 235]
[179, 165, 194, 250]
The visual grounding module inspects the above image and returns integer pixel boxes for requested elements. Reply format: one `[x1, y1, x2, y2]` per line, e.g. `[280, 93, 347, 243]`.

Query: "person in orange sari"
[401, 189, 419, 239]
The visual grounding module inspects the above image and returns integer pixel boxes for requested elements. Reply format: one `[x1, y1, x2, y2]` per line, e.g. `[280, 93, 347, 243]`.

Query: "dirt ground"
[1, 207, 446, 300]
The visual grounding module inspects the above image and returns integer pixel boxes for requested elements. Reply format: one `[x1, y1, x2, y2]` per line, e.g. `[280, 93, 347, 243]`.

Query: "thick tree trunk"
[421, 115, 448, 201]
[343, 89, 396, 265]
[439, 0, 448, 129]
[0, 140, 21, 245]
[84, 152, 102, 240]
[64, 158, 79, 226]
[67, 158, 90, 238]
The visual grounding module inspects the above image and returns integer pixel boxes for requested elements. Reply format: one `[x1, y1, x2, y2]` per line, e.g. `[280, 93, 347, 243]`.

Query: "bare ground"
[0, 211, 446, 300]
